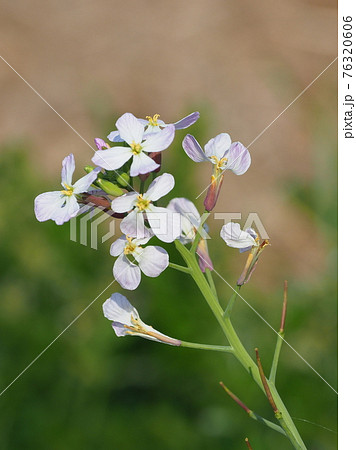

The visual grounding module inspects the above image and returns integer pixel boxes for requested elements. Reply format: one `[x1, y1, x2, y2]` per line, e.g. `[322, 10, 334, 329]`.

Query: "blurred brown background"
[0, 0, 337, 286]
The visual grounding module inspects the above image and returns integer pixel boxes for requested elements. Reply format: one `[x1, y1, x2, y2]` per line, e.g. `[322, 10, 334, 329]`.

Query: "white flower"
[182, 133, 251, 175]
[112, 173, 181, 243]
[110, 233, 169, 290]
[92, 112, 175, 177]
[34, 154, 100, 225]
[108, 112, 199, 141]
[167, 197, 208, 244]
[220, 222, 258, 253]
[103, 293, 181, 346]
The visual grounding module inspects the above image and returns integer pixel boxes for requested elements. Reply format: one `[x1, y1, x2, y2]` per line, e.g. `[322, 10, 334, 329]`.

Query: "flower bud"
[95, 178, 124, 197]
[196, 238, 214, 273]
[116, 172, 130, 187]
[204, 174, 224, 212]
[94, 138, 110, 150]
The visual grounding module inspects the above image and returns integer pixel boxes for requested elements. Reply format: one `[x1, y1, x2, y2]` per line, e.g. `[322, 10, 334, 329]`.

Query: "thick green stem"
[175, 240, 306, 450]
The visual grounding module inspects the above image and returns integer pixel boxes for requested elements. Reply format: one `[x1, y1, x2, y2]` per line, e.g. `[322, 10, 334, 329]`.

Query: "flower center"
[136, 194, 151, 211]
[130, 141, 143, 155]
[124, 237, 137, 255]
[61, 183, 74, 196]
[146, 114, 160, 127]
[210, 156, 228, 170]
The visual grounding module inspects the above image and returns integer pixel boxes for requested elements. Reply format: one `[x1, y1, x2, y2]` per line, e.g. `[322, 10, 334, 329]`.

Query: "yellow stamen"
[210, 156, 228, 170]
[136, 194, 151, 211]
[61, 183, 74, 196]
[124, 236, 137, 255]
[130, 141, 142, 155]
[146, 113, 161, 127]
[124, 315, 174, 344]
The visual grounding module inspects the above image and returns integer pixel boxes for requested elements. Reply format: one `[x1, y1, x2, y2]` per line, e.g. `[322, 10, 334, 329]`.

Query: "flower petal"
[182, 135, 208, 163]
[226, 142, 251, 175]
[50, 195, 80, 225]
[204, 133, 231, 159]
[174, 111, 200, 129]
[145, 173, 175, 201]
[146, 206, 181, 243]
[142, 124, 175, 153]
[111, 191, 137, 213]
[113, 254, 141, 290]
[130, 152, 160, 177]
[107, 130, 124, 143]
[102, 292, 138, 325]
[110, 236, 127, 257]
[167, 197, 201, 243]
[220, 222, 257, 249]
[91, 147, 132, 171]
[120, 210, 147, 238]
[73, 167, 101, 193]
[61, 154, 75, 187]
[111, 322, 129, 337]
[116, 113, 144, 144]
[135, 245, 169, 277]
[34, 191, 65, 222]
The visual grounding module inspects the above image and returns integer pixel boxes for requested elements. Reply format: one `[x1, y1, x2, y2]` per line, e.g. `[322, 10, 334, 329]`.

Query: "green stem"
[270, 331, 285, 383]
[168, 262, 192, 274]
[174, 240, 306, 450]
[180, 341, 232, 353]
[223, 291, 239, 319]
[205, 269, 218, 299]
[190, 211, 210, 254]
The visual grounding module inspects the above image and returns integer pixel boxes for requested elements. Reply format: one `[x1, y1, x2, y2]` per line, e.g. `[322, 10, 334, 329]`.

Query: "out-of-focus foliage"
[0, 113, 336, 449]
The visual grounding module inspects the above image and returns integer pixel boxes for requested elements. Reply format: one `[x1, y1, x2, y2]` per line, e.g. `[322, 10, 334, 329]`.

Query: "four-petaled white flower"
[92, 112, 175, 177]
[112, 173, 181, 243]
[182, 133, 251, 175]
[34, 154, 100, 225]
[108, 111, 200, 142]
[103, 293, 181, 346]
[220, 222, 258, 253]
[110, 232, 169, 290]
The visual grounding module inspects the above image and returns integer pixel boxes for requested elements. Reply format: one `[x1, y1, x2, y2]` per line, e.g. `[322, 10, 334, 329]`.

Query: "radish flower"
[112, 173, 181, 243]
[110, 233, 169, 291]
[92, 113, 175, 176]
[183, 133, 251, 211]
[108, 111, 199, 142]
[34, 154, 100, 225]
[183, 133, 251, 174]
[103, 293, 181, 346]
[220, 222, 258, 252]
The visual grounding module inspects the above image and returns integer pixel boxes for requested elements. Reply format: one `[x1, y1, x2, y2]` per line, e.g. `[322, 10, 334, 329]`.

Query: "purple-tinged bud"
[196, 238, 214, 273]
[94, 138, 110, 151]
[204, 174, 224, 212]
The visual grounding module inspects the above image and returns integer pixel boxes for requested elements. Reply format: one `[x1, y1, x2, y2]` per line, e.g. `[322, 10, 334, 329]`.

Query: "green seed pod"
[96, 179, 124, 197]
[116, 172, 130, 187]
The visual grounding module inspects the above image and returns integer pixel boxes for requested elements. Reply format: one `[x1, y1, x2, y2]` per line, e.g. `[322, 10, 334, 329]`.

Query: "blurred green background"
[0, 1, 337, 449]
[0, 110, 336, 449]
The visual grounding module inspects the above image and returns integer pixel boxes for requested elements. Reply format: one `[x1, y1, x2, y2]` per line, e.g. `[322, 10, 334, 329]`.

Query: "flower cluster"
[34, 109, 262, 340]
